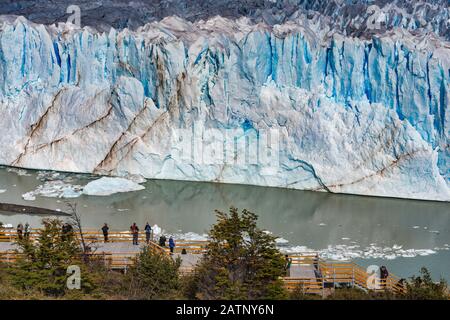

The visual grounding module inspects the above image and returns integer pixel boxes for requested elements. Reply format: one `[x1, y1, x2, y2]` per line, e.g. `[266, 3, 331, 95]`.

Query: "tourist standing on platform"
[24, 223, 31, 240]
[380, 266, 389, 289]
[102, 223, 109, 243]
[169, 236, 175, 254]
[284, 255, 292, 277]
[61, 223, 73, 241]
[17, 223, 23, 240]
[130, 223, 139, 245]
[159, 234, 167, 247]
[313, 253, 319, 270]
[144, 222, 152, 243]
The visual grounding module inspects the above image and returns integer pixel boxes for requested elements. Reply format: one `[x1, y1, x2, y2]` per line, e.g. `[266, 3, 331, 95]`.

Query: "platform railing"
[0, 250, 407, 295]
[0, 229, 407, 295]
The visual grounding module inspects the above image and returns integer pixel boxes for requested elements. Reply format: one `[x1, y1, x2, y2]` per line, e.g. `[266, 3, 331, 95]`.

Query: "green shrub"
[404, 267, 448, 300]
[8, 219, 96, 297]
[188, 207, 287, 300]
[124, 246, 182, 299]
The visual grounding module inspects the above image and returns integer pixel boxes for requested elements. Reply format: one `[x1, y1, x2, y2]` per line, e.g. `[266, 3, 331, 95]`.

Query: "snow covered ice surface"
[82, 177, 145, 196]
[0, 1, 448, 201]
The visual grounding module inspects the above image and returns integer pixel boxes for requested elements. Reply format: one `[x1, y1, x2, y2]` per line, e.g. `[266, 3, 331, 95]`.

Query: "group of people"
[16, 223, 31, 240]
[16, 222, 74, 241]
[157, 234, 176, 253]
[101, 222, 176, 253]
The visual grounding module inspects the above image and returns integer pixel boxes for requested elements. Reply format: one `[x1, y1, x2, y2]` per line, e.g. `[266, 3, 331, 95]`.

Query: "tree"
[9, 218, 95, 297]
[404, 267, 448, 300]
[188, 207, 287, 300]
[66, 202, 97, 261]
[125, 246, 182, 299]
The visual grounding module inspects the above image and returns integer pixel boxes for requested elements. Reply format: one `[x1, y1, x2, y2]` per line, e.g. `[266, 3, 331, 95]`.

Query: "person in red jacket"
[130, 223, 139, 245]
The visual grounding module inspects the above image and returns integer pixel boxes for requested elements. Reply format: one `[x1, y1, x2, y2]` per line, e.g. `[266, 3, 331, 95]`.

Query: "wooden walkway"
[0, 228, 406, 295]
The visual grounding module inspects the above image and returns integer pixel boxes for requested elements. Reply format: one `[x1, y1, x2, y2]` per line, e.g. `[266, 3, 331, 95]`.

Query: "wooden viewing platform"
[0, 228, 407, 296]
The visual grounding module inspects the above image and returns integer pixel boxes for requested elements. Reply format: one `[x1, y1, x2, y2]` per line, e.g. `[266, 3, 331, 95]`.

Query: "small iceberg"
[22, 192, 36, 201]
[82, 177, 145, 196]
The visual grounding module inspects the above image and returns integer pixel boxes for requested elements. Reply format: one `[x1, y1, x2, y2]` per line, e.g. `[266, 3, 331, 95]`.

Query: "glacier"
[0, 15, 448, 201]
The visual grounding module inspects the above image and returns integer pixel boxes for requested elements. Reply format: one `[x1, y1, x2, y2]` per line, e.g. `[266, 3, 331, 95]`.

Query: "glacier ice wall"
[0, 16, 448, 201]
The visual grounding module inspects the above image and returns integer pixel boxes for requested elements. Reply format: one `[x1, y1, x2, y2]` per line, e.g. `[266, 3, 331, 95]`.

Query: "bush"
[8, 219, 96, 297]
[404, 267, 448, 300]
[124, 246, 182, 299]
[188, 207, 287, 300]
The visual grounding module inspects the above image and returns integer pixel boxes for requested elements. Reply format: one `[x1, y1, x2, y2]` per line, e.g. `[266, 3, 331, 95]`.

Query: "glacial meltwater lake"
[0, 166, 449, 281]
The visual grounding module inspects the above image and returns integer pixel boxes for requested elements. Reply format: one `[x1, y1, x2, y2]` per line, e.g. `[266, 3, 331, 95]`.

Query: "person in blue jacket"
[169, 236, 175, 254]
[144, 222, 152, 243]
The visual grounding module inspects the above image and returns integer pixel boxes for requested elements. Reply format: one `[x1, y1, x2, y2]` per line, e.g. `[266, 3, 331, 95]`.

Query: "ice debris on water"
[22, 181, 83, 200]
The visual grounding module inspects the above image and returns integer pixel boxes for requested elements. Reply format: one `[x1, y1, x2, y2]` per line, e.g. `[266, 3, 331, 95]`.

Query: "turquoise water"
[0, 167, 449, 281]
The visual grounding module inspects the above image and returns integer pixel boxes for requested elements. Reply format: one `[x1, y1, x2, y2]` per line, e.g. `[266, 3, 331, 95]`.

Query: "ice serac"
[0, 16, 448, 201]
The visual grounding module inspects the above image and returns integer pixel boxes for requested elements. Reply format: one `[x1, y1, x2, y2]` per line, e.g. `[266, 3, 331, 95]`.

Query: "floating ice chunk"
[22, 192, 36, 201]
[152, 224, 162, 236]
[126, 174, 147, 184]
[0, 189, 6, 193]
[82, 177, 145, 196]
[7, 168, 31, 176]
[412, 226, 420, 229]
[23, 181, 83, 199]
[280, 243, 442, 261]
[275, 237, 289, 244]
[417, 249, 436, 256]
[281, 245, 316, 254]
[318, 223, 326, 226]
[62, 188, 83, 198]
[341, 237, 351, 240]
[172, 232, 209, 241]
